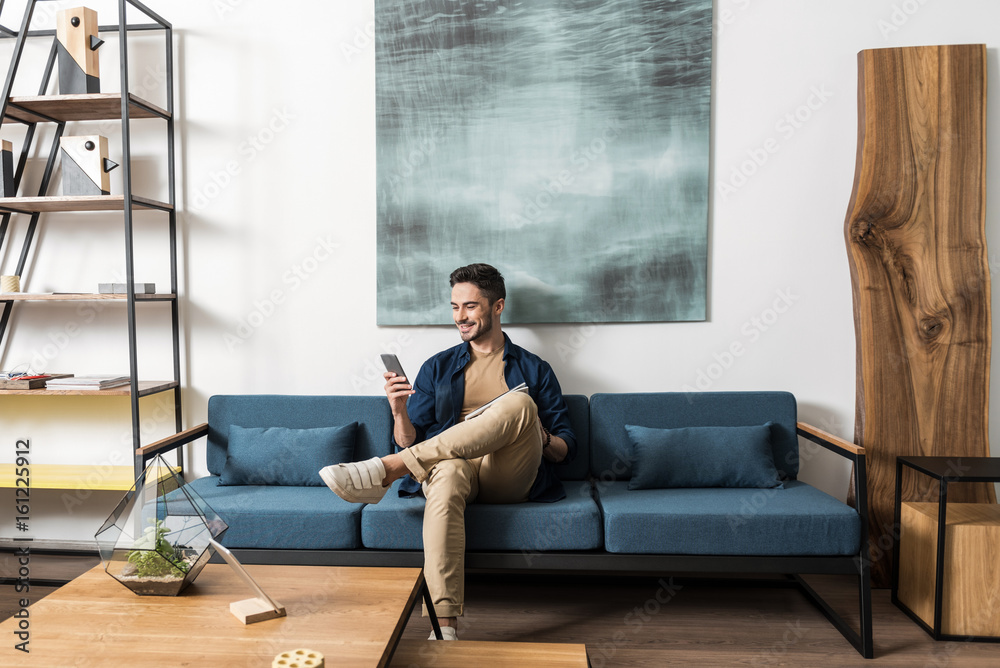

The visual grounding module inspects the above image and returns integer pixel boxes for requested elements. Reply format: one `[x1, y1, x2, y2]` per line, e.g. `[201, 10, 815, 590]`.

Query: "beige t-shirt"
[460, 346, 508, 420]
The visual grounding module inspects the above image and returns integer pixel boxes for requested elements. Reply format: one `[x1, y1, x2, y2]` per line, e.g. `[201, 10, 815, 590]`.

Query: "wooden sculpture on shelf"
[844, 44, 995, 588]
[60, 135, 117, 196]
[56, 6, 103, 94]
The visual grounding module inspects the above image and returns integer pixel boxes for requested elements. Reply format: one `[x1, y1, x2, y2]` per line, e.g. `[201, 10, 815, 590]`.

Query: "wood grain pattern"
[797, 421, 866, 456]
[0, 293, 176, 301]
[56, 7, 100, 78]
[898, 502, 1000, 636]
[136, 422, 208, 458]
[0, 564, 425, 667]
[2, 93, 170, 124]
[390, 639, 590, 667]
[0, 194, 172, 213]
[0, 379, 176, 396]
[844, 44, 994, 588]
[10, 556, 1000, 666]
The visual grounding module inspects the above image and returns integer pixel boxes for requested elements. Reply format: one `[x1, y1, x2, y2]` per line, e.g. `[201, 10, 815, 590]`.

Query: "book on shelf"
[45, 375, 131, 390]
[98, 283, 156, 294]
[0, 373, 72, 390]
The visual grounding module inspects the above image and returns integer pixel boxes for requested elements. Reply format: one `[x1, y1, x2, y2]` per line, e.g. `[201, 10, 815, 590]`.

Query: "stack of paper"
[45, 375, 131, 390]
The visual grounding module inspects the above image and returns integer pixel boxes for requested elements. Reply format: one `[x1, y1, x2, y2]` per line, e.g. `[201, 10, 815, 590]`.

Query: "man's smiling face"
[451, 282, 500, 344]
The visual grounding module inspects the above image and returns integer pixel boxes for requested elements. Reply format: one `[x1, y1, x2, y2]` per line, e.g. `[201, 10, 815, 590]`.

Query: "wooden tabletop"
[0, 563, 425, 667]
[390, 639, 591, 667]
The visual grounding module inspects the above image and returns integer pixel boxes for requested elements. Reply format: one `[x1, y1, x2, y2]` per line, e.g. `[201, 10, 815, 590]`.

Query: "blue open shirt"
[394, 332, 577, 502]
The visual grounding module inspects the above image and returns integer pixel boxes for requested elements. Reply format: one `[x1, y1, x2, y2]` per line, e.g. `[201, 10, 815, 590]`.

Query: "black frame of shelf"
[0, 0, 181, 481]
[891, 455, 1000, 643]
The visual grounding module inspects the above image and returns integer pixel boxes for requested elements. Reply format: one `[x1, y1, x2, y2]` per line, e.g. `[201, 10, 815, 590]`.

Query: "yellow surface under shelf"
[0, 464, 181, 490]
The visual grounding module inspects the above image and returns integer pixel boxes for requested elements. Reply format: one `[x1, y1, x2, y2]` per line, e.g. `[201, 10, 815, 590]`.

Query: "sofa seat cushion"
[361, 480, 603, 551]
[187, 476, 361, 550]
[596, 480, 860, 556]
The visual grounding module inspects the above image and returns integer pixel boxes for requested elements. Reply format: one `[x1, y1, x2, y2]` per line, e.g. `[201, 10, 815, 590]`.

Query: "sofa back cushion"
[206, 395, 393, 477]
[625, 423, 783, 489]
[590, 392, 799, 482]
[560, 394, 590, 481]
[218, 423, 358, 486]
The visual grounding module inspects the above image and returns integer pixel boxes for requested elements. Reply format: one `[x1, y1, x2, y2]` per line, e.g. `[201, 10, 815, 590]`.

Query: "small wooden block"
[230, 596, 286, 625]
[0, 139, 13, 196]
[899, 502, 1000, 636]
[61, 135, 111, 195]
[57, 7, 100, 76]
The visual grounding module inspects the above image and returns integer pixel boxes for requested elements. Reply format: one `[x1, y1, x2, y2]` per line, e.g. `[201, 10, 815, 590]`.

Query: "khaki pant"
[398, 391, 542, 618]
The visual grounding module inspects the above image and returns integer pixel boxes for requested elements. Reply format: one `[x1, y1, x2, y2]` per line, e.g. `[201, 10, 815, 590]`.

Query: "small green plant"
[126, 519, 191, 578]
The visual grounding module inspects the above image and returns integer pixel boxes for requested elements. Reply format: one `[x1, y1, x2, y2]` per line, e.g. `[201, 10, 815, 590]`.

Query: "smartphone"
[380, 353, 408, 380]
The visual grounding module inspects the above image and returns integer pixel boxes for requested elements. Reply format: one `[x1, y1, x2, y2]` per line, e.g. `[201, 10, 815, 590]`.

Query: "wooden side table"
[892, 456, 1000, 641]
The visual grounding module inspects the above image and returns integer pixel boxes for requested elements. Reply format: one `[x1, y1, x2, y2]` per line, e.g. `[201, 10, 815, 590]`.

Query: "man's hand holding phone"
[380, 354, 417, 448]
[382, 354, 413, 408]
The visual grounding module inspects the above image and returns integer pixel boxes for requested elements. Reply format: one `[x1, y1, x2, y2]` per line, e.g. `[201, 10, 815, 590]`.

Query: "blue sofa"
[142, 391, 872, 657]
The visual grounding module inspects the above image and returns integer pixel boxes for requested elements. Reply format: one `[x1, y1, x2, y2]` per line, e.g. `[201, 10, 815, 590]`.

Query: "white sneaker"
[428, 626, 458, 641]
[319, 457, 389, 504]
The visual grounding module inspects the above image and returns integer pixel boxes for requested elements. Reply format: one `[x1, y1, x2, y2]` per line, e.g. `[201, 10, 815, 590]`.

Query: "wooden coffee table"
[0, 563, 428, 667]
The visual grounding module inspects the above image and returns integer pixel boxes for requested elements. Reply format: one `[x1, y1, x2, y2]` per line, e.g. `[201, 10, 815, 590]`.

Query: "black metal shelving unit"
[0, 0, 181, 486]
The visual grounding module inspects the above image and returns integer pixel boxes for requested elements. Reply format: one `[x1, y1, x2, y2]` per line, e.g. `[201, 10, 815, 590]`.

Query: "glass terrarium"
[95, 455, 228, 596]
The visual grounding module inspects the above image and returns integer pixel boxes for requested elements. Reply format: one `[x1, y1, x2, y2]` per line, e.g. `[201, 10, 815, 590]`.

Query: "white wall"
[2, 0, 1000, 544]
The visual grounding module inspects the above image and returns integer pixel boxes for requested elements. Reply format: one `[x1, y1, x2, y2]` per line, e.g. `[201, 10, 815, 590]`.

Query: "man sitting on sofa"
[321, 262, 576, 640]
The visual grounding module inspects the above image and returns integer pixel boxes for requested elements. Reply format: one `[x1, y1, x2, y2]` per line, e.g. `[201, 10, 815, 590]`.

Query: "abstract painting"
[377, 0, 712, 324]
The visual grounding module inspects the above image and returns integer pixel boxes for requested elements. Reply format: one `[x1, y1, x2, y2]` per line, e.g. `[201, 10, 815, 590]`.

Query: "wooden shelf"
[0, 194, 172, 213]
[0, 293, 176, 302]
[0, 380, 177, 397]
[0, 463, 181, 490]
[3, 93, 169, 124]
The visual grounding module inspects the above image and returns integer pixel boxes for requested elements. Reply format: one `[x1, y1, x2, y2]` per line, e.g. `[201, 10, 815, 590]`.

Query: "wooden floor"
[3, 553, 1000, 666]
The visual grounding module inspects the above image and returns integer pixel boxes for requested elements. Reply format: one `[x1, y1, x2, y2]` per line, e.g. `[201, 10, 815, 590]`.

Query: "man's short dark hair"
[450, 263, 506, 305]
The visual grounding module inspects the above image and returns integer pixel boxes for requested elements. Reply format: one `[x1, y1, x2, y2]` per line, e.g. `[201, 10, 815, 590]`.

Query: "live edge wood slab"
[844, 44, 995, 587]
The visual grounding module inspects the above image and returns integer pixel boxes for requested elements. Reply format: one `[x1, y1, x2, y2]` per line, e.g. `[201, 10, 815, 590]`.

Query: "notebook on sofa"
[464, 382, 528, 420]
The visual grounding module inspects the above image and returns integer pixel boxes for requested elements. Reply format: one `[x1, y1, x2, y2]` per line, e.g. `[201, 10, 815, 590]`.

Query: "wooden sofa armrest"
[796, 422, 865, 460]
[136, 423, 209, 461]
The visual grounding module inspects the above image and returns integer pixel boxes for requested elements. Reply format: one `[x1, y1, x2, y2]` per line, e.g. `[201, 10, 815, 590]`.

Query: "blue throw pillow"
[219, 423, 358, 486]
[625, 423, 783, 490]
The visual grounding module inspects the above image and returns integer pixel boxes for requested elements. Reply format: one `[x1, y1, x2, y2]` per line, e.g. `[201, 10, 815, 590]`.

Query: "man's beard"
[459, 315, 492, 342]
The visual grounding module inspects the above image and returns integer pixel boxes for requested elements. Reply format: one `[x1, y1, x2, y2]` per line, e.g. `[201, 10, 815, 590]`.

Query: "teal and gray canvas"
[376, 0, 712, 324]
